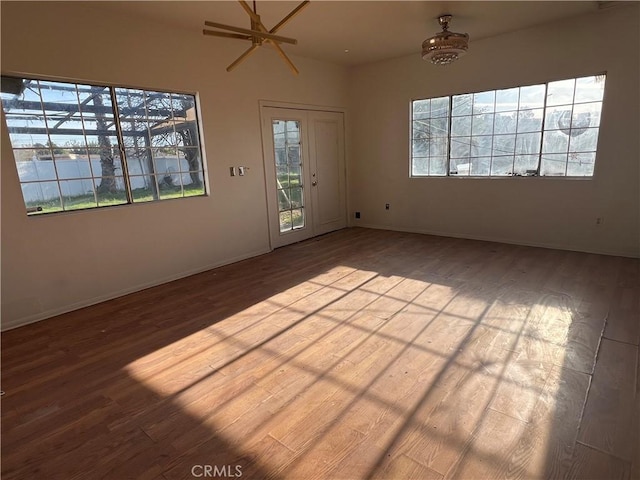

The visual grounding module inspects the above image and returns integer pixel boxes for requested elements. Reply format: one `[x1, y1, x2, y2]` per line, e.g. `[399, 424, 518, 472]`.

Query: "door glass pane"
[278, 189, 291, 210]
[290, 187, 303, 208]
[292, 208, 304, 229]
[272, 119, 304, 233]
[279, 210, 292, 231]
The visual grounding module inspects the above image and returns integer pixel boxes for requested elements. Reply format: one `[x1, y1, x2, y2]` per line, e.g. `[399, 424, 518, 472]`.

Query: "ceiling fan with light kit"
[422, 14, 470, 66]
[203, 0, 310, 75]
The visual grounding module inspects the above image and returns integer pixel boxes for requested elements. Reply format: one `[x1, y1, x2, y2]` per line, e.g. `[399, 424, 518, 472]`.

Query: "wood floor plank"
[563, 443, 631, 480]
[273, 422, 367, 479]
[373, 454, 443, 480]
[488, 359, 553, 423]
[604, 306, 640, 346]
[521, 365, 592, 479]
[445, 408, 532, 479]
[160, 433, 269, 480]
[322, 397, 410, 479]
[138, 373, 257, 444]
[512, 292, 604, 374]
[578, 338, 638, 461]
[2, 395, 116, 465]
[397, 366, 506, 475]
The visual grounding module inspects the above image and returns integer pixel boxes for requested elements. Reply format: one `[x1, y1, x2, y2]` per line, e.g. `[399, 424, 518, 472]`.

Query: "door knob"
[312, 181, 318, 186]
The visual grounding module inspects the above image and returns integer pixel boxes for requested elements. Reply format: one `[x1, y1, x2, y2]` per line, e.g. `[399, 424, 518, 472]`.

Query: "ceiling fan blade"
[238, 0, 310, 34]
[226, 45, 259, 72]
[238, 0, 259, 21]
[239, 1, 277, 48]
[203, 30, 252, 41]
[271, 1, 310, 33]
[266, 40, 299, 76]
[204, 21, 297, 45]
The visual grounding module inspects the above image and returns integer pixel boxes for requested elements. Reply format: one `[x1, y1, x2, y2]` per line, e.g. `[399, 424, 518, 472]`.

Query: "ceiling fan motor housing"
[422, 15, 469, 65]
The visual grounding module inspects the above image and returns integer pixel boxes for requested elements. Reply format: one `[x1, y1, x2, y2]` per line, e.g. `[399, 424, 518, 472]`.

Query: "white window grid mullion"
[143, 90, 160, 197]
[168, 93, 185, 196]
[565, 80, 579, 176]
[490, 95, 497, 176]
[515, 88, 521, 169]
[536, 83, 549, 176]
[446, 97, 453, 176]
[110, 87, 134, 204]
[427, 99, 433, 176]
[468, 96, 475, 177]
[37, 80, 65, 211]
[75, 84, 99, 206]
[511, 89, 521, 175]
[513, 88, 524, 176]
[283, 121, 290, 228]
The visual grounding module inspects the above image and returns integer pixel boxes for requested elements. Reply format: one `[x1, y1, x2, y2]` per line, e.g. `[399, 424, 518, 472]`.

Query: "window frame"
[409, 73, 607, 179]
[1, 74, 209, 216]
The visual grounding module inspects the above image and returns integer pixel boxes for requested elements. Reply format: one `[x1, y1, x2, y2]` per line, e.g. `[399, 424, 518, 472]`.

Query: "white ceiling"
[94, 1, 603, 66]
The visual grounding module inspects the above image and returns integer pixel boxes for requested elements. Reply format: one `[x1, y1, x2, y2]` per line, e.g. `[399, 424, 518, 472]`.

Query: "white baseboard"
[355, 223, 640, 258]
[1, 247, 272, 332]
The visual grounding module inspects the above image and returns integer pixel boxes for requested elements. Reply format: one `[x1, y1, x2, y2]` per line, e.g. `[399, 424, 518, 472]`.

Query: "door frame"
[258, 100, 348, 251]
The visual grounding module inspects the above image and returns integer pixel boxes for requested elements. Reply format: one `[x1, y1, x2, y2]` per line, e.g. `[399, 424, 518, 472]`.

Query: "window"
[1, 76, 206, 215]
[272, 119, 305, 233]
[411, 74, 606, 177]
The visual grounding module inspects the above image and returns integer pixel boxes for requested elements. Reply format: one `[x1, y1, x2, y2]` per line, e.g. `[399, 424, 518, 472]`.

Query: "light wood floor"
[2, 227, 639, 480]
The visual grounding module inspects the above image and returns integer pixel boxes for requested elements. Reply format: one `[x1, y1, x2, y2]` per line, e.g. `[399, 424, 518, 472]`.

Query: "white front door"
[261, 107, 346, 249]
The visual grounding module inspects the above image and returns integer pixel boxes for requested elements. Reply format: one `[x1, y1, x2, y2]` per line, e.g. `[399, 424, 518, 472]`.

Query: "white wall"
[3, 3, 639, 331]
[348, 5, 640, 258]
[1, 2, 348, 329]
